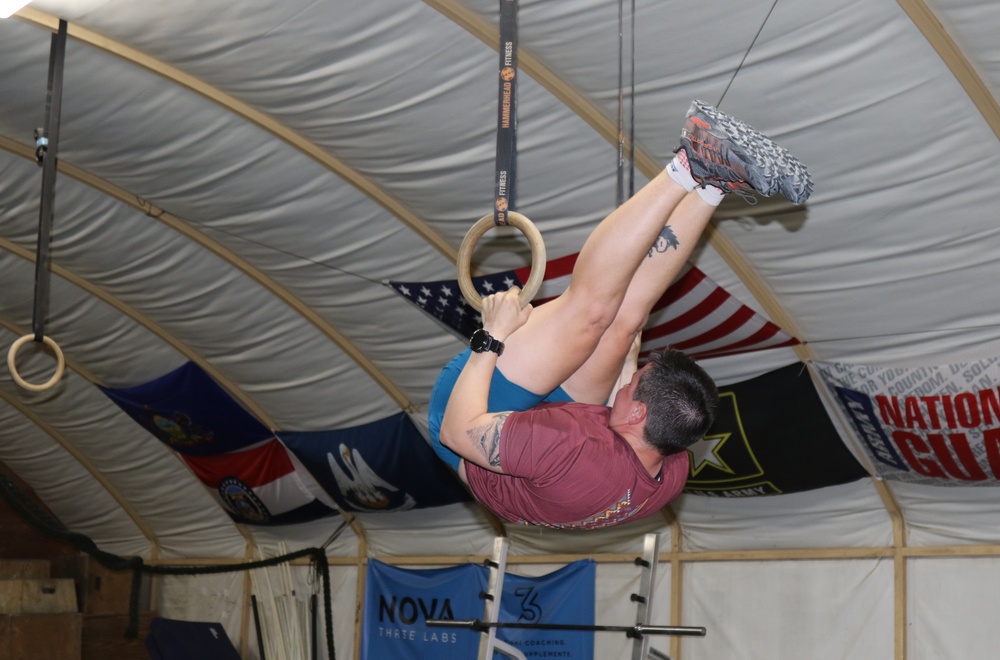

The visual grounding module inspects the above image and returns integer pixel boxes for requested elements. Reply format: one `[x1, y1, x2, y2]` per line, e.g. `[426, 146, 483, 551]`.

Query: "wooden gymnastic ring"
[457, 212, 546, 311]
[7, 334, 65, 392]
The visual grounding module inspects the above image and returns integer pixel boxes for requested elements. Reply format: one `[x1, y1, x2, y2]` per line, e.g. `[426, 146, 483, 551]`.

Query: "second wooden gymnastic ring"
[7, 334, 66, 393]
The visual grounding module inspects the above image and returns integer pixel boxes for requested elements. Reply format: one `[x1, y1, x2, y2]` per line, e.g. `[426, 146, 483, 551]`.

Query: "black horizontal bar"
[425, 619, 706, 637]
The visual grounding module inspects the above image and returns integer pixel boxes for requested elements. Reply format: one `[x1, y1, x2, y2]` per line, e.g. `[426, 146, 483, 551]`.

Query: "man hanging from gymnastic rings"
[429, 100, 812, 529]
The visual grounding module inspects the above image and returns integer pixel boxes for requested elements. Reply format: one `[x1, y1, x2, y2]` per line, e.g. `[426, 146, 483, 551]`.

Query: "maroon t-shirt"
[464, 402, 689, 529]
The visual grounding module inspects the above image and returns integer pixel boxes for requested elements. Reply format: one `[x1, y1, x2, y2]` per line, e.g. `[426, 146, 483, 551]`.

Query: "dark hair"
[633, 348, 719, 456]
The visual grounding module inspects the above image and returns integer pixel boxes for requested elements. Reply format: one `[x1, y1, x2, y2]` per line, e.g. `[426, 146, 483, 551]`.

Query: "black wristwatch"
[469, 328, 504, 355]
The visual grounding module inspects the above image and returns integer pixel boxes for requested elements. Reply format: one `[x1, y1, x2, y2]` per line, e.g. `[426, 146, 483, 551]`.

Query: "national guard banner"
[281, 413, 470, 512]
[817, 359, 1000, 485]
[362, 561, 485, 660]
[685, 363, 868, 497]
[361, 559, 596, 660]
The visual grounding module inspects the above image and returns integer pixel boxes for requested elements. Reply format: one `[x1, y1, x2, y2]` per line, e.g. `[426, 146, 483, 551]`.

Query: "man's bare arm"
[440, 353, 514, 474]
[440, 289, 530, 475]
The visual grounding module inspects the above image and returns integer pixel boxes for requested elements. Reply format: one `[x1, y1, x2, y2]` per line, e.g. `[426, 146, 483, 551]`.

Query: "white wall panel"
[908, 557, 1000, 660]
[684, 559, 893, 660]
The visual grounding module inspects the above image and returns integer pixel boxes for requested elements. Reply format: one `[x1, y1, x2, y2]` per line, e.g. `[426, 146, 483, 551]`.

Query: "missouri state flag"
[684, 363, 868, 497]
[100, 361, 336, 524]
[180, 438, 336, 524]
[390, 255, 798, 361]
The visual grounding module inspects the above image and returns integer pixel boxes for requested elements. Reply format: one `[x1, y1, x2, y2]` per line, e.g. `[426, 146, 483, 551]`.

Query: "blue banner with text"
[361, 559, 595, 660]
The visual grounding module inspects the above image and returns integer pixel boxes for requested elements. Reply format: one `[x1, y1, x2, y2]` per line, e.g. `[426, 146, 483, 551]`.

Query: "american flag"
[390, 252, 798, 361]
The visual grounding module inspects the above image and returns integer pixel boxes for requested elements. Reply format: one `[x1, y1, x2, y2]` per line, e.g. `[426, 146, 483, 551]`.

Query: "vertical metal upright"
[630, 533, 661, 660]
[478, 537, 526, 660]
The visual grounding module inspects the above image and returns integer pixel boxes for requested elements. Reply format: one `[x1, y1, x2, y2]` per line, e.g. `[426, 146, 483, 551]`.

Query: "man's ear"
[628, 401, 647, 424]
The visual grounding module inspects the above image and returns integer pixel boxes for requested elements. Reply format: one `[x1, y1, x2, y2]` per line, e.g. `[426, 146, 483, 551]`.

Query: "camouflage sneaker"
[678, 100, 813, 204]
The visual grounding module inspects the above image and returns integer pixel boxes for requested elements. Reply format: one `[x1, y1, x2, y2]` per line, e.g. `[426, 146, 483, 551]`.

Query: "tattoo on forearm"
[468, 412, 510, 468]
[647, 225, 680, 257]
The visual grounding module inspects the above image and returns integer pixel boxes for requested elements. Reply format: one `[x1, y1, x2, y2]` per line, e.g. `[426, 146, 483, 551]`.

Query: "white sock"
[668, 149, 725, 206]
[666, 149, 697, 192]
[696, 185, 725, 206]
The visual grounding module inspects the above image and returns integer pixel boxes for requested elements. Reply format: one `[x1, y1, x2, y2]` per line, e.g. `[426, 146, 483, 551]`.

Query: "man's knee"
[566, 293, 621, 338]
[608, 307, 649, 341]
[541, 290, 618, 343]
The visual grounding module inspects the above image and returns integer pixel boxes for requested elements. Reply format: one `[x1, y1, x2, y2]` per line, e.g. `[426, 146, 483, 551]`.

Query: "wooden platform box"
[0, 560, 50, 580]
[0, 613, 83, 660]
[82, 611, 157, 660]
[0, 579, 77, 615]
[51, 555, 137, 615]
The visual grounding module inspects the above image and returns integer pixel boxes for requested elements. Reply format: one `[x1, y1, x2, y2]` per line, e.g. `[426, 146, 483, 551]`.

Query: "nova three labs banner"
[362, 559, 595, 659]
[817, 358, 1000, 485]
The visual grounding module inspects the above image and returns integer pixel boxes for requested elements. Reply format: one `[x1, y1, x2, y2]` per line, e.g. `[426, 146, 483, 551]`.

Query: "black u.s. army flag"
[684, 363, 869, 497]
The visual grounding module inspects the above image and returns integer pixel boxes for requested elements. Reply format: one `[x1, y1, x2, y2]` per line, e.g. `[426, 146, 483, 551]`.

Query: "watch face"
[470, 329, 490, 352]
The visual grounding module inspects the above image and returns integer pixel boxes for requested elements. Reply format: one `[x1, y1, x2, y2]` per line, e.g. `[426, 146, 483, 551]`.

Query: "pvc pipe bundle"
[250, 544, 314, 660]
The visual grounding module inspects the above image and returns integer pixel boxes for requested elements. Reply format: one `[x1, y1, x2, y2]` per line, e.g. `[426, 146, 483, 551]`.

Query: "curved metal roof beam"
[1, 316, 359, 558]
[0, 356, 159, 552]
[6, 19, 449, 534]
[424, 0, 811, 351]
[0, 238, 372, 546]
[18, 5, 804, 359]
[16, 8, 459, 266]
[0, 134, 414, 411]
[0, 234, 281, 428]
[896, 0, 1000, 139]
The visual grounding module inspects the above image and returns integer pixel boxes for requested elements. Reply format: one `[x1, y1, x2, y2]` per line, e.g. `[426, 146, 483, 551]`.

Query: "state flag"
[100, 362, 336, 524]
[181, 438, 337, 524]
[281, 413, 470, 512]
[99, 361, 271, 456]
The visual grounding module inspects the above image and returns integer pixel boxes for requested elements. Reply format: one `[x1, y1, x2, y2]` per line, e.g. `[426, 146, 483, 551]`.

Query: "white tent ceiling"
[2, 0, 1000, 622]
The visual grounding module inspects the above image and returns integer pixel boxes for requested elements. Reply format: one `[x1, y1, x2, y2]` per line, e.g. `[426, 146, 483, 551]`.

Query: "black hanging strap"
[615, 0, 624, 207]
[628, 0, 636, 199]
[32, 19, 67, 342]
[493, 0, 518, 226]
[616, 0, 637, 206]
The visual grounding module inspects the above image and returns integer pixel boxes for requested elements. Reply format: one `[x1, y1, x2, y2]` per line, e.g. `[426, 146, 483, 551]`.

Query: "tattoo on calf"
[647, 225, 680, 257]
[469, 412, 510, 468]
